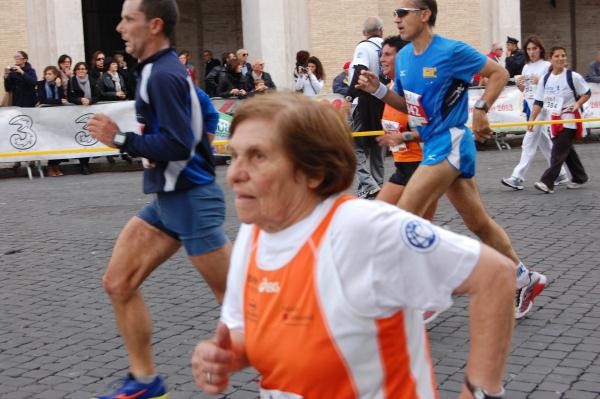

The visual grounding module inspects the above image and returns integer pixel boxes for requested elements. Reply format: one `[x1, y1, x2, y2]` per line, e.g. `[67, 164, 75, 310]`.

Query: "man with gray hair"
[346, 16, 387, 199]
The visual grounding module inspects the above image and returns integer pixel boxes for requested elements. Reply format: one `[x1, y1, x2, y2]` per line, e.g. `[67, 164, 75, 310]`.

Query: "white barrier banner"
[467, 83, 600, 131]
[0, 101, 138, 162]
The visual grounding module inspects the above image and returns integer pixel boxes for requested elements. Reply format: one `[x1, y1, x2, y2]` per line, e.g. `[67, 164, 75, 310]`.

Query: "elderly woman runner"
[192, 93, 514, 399]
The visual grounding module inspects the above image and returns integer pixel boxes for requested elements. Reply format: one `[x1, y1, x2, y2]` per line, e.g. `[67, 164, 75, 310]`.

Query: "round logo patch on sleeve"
[402, 219, 439, 252]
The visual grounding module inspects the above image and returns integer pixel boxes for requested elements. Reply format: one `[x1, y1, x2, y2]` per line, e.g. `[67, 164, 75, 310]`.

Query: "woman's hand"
[192, 323, 234, 394]
[81, 98, 90, 106]
[230, 88, 240, 96]
[61, 98, 68, 105]
[116, 91, 126, 99]
[56, 78, 62, 87]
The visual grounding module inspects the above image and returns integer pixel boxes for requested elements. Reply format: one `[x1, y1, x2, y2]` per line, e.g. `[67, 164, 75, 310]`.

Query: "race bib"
[524, 76, 536, 100]
[403, 90, 429, 127]
[544, 94, 563, 116]
[381, 119, 407, 152]
[260, 388, 303, 399]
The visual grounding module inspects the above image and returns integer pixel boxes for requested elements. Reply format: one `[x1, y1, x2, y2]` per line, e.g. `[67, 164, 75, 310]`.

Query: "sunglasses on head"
[393, 7, 424, 17]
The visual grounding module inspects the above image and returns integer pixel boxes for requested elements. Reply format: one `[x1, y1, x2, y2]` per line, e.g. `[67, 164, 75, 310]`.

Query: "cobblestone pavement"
[1, 142, 599, 399]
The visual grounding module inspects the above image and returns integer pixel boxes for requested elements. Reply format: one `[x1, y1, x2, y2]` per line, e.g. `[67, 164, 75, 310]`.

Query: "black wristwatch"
[112, 131, 128, 149]
[465, 376, 505, 399]
[474, 99, 489, 113]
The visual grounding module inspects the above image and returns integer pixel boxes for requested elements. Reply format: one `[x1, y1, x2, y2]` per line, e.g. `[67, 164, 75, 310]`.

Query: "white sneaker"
[534, 181, 554, 194]
[515, 272, 548, 319]
[566, 182, 584, 189]
[554, 175, 570, 186]
[501, 177, 524, 190]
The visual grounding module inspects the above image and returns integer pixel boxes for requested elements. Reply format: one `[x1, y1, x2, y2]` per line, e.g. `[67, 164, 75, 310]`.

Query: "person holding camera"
[294, 56, 324, 97]
[4, 50, 37, 107]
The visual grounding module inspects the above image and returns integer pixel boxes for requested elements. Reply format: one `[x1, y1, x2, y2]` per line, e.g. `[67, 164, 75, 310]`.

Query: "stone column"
[25, 0, 85, 72]
[241, 0, 310, 90]
[479, 0, 521, 58]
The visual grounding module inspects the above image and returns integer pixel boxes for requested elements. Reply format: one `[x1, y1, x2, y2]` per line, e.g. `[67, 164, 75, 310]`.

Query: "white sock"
[134, 374, 157, 384]
[516, 262, 530, 289]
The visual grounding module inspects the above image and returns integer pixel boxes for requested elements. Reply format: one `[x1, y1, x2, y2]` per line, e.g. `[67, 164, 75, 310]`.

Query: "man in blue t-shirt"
[87, 1, 231, 398]
[356, 0, 547, 326]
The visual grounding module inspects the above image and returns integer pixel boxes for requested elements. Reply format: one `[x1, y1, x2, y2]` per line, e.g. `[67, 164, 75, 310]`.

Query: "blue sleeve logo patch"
[402, 219, 438, 252]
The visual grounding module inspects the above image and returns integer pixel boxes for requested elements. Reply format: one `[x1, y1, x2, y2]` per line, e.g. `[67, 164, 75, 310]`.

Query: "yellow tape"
[3, 117, 598, 158]
[0, 147, 118, 158]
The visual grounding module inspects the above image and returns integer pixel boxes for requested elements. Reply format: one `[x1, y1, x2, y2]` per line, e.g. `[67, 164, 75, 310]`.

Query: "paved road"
[1, 143, 599, 398]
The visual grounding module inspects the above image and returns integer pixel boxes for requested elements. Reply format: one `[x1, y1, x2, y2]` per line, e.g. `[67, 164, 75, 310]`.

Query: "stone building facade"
[1, 0, 598, 98]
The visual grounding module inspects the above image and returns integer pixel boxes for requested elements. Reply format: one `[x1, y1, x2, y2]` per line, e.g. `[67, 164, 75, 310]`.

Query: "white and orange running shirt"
[222, 195, 481, 398]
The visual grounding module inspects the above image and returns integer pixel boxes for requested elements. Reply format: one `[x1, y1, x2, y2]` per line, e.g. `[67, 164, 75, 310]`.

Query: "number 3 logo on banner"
[9, 115, 37, 150]
[74, 113, 99, 146]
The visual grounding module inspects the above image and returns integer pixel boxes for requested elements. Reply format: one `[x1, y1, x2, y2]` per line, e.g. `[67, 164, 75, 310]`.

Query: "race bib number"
[260, 388, 303, 399]
[524, 76, 536, 100]
[404, 90, 429, 127]
[381, 119, 407, 152]
[544, 95, 563, 116]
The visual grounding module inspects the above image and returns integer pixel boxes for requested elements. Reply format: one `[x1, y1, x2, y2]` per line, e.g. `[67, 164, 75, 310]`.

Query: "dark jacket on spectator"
[586, 60, 600, 83]
[505, 49, 526, 77]
[36, 80, 65, 105]
[205, 58, 221, 77]
[205, 65, 225, 97]
[217, 70, 251, 98]
[68, 75, 100, 105]
[4, 63, 37, 107]
[98, 72, 127, 101]
[332, 72, 349, 96]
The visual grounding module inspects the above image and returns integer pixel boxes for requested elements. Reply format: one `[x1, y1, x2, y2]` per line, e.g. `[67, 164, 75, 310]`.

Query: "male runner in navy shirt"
[89, 1, 231, 397]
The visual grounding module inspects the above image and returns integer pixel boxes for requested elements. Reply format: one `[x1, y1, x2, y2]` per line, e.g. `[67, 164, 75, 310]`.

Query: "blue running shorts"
[137, 181, 228, 256]
[421, 127, 476, 178]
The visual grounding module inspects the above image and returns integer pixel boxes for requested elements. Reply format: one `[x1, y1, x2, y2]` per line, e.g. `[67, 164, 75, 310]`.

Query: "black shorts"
[388, 161, 420, 186]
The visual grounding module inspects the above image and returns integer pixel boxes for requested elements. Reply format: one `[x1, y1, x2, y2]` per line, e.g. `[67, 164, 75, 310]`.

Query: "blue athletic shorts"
[421, 127, 476, 178]
[137, 181, 228, 256]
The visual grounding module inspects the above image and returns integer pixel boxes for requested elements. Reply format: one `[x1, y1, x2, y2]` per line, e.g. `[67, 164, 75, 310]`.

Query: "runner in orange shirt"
[191, 93, 514, 399]
[376, 35, 437, 221]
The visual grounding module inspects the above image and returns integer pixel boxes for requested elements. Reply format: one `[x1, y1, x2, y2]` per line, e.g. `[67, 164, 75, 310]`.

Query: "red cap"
[343, 61, 351, 70]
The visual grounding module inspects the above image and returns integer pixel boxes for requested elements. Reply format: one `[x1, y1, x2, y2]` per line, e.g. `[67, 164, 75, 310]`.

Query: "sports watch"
[112, 131, 128, 149]
[465, 376, 505, 399]
[474, 99, 489, 113]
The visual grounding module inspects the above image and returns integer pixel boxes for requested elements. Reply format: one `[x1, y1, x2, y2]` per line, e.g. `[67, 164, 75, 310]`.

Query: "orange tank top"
[381, 86, 423, 163]
[243, 195, 437, 398]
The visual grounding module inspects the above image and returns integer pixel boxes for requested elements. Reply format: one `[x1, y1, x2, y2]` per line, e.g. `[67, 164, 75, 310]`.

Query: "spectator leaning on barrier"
[205, 51, 234, 97]
[98, 57, 128, 101]
[89, 50, 106, 80]
[68, 61, 100, 175]
[57, 54, 73, 99]
[37, 65, 68, 177]
[203, 49, 221, 77]
[236, 48, 252, 75]
[586, 51, 600, 83]
[248, 59, 275, 91]
[217, 57, 250, 99]
[179, 50, 197, 84]
[4, 50, 37, 107]
[332, 61, 351, 96]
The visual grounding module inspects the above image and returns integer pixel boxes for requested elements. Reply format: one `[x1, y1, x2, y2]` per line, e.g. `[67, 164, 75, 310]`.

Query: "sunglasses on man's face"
[393, 7, 423, 18]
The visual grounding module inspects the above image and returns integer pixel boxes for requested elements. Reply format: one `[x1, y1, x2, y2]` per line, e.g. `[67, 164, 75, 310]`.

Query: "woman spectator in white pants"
[501, 36, 569, 190]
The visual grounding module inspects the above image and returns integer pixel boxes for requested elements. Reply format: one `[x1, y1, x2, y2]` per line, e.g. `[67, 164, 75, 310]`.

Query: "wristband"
[372, 83, 388, 100]
[401, 132, 414, 142]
